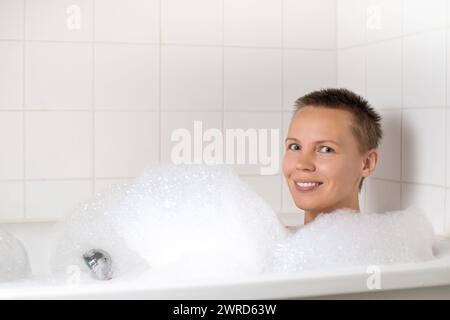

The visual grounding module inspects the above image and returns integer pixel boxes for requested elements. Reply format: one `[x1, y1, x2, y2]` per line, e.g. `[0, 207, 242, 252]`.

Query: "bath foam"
[50, 164, 289, 280]
[271, 207, 435, 273]
[50, 163, 436, 282]
[0, 229, 31, 282]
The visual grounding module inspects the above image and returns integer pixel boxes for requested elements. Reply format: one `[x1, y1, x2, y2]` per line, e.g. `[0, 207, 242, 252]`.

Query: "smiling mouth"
[294, 181, 323, 192]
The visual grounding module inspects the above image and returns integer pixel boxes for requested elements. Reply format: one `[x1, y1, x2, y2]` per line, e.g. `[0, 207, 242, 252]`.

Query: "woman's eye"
[288, 143, 300, 151]
[319, 146, 334, 153]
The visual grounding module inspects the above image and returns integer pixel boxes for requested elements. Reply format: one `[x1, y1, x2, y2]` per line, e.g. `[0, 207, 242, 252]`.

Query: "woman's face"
[283, 106, 366, 214]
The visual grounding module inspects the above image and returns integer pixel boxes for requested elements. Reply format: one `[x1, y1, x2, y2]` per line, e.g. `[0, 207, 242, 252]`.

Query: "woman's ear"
[361, 149, 379, 178]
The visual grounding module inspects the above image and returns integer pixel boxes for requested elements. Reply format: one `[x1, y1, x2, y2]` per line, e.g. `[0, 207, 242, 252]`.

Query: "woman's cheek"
[324, 160, 354, 189]
[282, 153, 294, 177]
[317, 160, 342, 183]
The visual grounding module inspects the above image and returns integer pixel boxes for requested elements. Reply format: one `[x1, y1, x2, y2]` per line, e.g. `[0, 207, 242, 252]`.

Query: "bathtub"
[1, 220, 450, 299]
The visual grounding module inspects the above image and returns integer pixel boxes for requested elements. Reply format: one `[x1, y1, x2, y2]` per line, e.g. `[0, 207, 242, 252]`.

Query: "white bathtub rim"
[1, 252, 450, 299]
[1, 236, 449, 299]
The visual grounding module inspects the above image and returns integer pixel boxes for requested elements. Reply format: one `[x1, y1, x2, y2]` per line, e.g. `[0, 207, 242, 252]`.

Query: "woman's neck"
[303, 197, 361, 225]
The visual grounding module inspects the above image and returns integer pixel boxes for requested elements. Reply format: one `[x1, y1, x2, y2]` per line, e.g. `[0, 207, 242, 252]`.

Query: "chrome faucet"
[82, 249, 113, 280]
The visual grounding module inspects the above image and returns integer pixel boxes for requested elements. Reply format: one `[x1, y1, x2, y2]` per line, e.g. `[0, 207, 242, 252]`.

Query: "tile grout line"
[400, 0, 404, 211]
[92, 0, 96, 195]
[2, 107, 338, 112]
[22, 0, 26, 220]
[444, 0, 448, 235]
[8, 105, 450, 112]
[0, 37, 337, 51]
[158, 0, 162, 164]
[3, 23, 450, 49]
[221, 0, 225, 158]
[338, 24, 450, 50]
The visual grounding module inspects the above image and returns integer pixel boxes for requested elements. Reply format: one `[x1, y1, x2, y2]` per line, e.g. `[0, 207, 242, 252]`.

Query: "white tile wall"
[283, 0, 336, 49]
[94, 44, 159, 110]
[364, 178, 401, 213]
[0, 182, 24, 220]
[25, 112, 93, 179]
[161, 0, 223, 45]
[240, 175, 282, 211]
[446, 190, 450, 235]
[160, 111, 222, 163]
[224, 48, 282, 111]
[337, 0, 450, 235]
[337, 46, 366, 96]
[0, 0, 23, 40]
[25, 180, 92, 220]
[402, 183, 447, 235]
[94, 111, 159, 178]
[223, 112, 283, 176]
[337, 0, 366, 48]
[448, 108, 450, 187]
[25, 42, 93, 110]
[0, 42, 23, 109]
[283, 49, 336, 110]
[372, 109, 401, 181]
[224, 0, 282, 48]
[161, 45, 222, 111]
[447, 31, 450, 113]
[95, 0, 160, 43]
[25, 0, 93, 41]
[366, 0, 402, 43]
[403, 30, 446, 108]
[366, 39, 402, 109]
[0, 112, 24, 180]
[402, 108, 446, 186]
[1, 0, 449, 238]
[403, 0, 447, 35]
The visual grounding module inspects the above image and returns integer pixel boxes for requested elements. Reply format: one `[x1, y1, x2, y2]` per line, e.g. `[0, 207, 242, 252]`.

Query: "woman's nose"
[295, 152, 315, 171]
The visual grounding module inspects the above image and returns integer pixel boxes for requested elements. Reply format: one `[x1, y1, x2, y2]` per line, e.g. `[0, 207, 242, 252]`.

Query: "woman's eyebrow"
[315, 139, 340, 146]
[284, 137, 340, 146]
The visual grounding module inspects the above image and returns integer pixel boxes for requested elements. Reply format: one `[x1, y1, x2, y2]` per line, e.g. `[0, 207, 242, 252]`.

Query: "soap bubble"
[271, 207, 435, 273]
[50, 163, 436, 283]
[50, 164, 289, 281]
[0, 229, 31, 282]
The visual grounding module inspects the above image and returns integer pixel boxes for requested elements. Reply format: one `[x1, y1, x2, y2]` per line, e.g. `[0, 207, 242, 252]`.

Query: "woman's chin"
[294, 201, 324, 213]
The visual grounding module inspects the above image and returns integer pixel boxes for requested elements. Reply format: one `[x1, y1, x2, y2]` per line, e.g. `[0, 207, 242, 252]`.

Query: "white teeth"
[296, 182, 320, 187]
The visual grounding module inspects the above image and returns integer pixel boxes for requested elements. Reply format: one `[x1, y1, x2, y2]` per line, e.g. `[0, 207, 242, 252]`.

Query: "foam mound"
[50, 164, 289, 281]
[271, 207, 435, 273]
[50, 163, 436, 282]
[0, 229, 31, 282]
